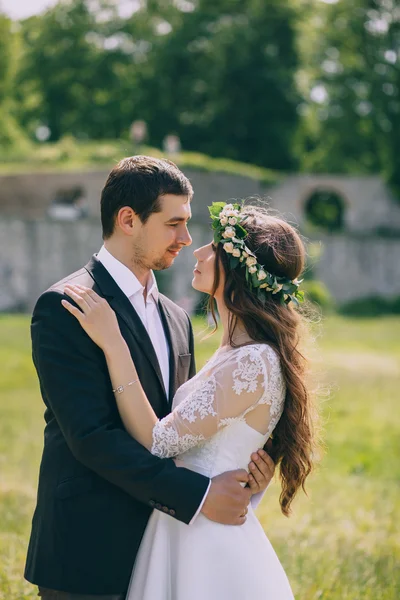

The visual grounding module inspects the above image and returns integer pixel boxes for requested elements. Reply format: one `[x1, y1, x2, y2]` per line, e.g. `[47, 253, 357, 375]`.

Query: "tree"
[0, 12, 27, 147]
[10, 0, 301, 170]
[136, 0, 300, 170]
[17, 0, 144, 140]
[299, 0, 400, 192]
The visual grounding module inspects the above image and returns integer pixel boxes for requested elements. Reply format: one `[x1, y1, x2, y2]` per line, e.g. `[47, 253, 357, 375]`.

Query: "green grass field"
[0, 314, 399, 599]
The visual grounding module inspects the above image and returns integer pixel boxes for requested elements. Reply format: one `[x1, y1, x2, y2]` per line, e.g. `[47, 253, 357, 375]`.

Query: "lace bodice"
[151, 344, 286, 477]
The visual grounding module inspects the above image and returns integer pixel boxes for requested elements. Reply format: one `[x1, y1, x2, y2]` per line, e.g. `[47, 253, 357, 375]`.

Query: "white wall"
[1, 217, 400, 312]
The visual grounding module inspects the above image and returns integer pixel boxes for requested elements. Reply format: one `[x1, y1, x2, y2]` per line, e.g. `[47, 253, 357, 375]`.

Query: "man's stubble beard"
[152, 257, 173, 271]
[131, 240, 173, 272]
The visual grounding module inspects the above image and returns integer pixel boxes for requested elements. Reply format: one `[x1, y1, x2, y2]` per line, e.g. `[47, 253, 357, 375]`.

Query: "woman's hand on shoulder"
[62, 284, 122, 352]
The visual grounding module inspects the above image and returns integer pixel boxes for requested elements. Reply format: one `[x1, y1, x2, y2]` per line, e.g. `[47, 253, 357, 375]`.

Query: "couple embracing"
[25, 156, 317, 599]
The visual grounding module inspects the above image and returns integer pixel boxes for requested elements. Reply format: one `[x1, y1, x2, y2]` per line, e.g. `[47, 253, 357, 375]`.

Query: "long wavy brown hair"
[208, 205, 320, 516]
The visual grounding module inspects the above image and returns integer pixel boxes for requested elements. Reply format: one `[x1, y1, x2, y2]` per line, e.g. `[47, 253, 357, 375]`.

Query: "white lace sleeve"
[151, 345, 285, 458]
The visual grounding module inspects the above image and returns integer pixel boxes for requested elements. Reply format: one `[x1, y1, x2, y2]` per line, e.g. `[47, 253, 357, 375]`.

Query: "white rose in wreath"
[272, 283, 283, 294]
[246, 256, 257, 267]
[257, 270, 267, 281]
[249, 265, 257, 274]
[228, 217, 237, 226]
[220, 204, 233, 216]
[232, 248, 241, 258]
[223, 227, 236, 239]
[220, 216, 228, 226]
[223, 242, 234, 253]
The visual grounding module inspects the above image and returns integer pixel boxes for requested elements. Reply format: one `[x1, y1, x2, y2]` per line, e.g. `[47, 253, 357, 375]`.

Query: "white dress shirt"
[97, 245, 210, 522]
[97, 245, 170, 397]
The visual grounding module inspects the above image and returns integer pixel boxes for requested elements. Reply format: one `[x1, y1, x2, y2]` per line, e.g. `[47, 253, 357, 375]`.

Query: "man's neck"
[103, 240, 151, 288]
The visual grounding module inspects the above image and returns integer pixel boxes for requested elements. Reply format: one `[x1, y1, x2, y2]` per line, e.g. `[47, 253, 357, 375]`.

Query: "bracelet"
[112, 379, 139, 394]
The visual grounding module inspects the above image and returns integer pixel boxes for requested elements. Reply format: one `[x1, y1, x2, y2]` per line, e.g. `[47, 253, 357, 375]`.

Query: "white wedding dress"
[127, 343, 295, 600]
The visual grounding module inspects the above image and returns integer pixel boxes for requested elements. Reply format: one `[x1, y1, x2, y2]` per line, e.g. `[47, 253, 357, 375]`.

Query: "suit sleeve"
[31, 290, 210, 524]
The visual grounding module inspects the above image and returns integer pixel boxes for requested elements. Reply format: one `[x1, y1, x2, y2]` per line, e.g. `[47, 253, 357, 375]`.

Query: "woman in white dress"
[62, 202, 318, 600]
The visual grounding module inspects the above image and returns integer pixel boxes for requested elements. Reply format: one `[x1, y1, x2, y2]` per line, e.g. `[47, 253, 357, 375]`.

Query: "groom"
[25, 156, 275, 599]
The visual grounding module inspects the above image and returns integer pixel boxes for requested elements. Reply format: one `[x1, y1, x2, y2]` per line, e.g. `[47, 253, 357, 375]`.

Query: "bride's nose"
[194, 243, 209, 259]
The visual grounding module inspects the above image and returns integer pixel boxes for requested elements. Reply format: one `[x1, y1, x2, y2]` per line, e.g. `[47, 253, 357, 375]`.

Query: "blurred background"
[0, 0, 399, 598]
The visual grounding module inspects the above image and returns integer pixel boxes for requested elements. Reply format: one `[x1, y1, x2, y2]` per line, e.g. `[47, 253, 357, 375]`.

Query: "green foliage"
[3, 0, 300, 172]
[137, 0, 300, 170]
[297, 0, 400, 193]
[142, 146, 280, 184]
[16, 0, 140, 141]
[0, 13, 17, 105]
[0, 13, 30, 148]
[302, 279, 334, 310]
[1, 0, 398, 190]
[305, 189, 345, 232]
[339, 295, 400, 317]
[0, 107, 31, 150]
[0, 136, 280, 182]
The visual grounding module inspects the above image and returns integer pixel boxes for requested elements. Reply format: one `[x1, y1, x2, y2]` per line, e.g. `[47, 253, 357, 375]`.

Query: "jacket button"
[169, 509, 176, 517]
[155, 503, 162, 510]
[149, 500, 155, 507]
[162, 506, 169, 513]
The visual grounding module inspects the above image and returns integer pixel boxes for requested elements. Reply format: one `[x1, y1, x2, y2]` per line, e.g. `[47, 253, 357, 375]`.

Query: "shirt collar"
[97, 245, 159, 302]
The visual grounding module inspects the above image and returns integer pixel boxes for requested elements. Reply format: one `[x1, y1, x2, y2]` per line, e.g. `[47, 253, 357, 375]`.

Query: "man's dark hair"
[100, 155, 193, 239]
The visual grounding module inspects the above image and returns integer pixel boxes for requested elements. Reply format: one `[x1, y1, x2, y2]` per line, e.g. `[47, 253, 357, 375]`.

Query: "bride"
[62, 202, 318, 600]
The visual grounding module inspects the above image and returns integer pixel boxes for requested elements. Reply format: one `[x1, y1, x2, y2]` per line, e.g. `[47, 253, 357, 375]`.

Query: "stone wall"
[1, 217, 400, 312]
[1, 169, 400, 234]
[265, 174, 400, 233]
[0, 218, 103, 311]
[315, 234, 400, 302]
[0, 168, 266, 222]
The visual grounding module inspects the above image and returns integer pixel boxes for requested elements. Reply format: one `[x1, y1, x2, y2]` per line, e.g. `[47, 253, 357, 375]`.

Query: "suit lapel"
[158, 299, 179, 404]
[85, 255, 167, 400]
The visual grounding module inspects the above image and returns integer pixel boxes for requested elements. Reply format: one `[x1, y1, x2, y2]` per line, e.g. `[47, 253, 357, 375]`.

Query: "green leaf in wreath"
[208, 202, 226, 218]
[212, 220, 221, 230]
[251, 272, 260, 288]
[282, 283, 296, 294]
[214, 232, 222, 244]
[235, 224, 247, 239]
[230, 256, 240, 269]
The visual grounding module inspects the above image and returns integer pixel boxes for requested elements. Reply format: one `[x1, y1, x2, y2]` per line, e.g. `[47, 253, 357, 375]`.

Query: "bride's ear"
[115, 207, 138, 236]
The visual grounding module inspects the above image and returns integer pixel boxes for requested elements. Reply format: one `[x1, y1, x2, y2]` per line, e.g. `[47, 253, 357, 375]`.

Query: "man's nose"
[179, 227, 192, 246]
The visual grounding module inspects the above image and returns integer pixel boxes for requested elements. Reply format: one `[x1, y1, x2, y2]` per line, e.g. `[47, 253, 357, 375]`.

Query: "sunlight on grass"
[0, 314, 399, 599]
[0, 138, 279, 185]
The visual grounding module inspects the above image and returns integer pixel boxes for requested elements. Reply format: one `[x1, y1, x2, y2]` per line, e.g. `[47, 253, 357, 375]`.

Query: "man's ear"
[115, 207, 139, 236]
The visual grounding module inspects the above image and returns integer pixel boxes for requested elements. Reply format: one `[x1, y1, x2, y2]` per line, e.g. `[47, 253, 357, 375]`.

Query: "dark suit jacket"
[25, 255, 210, 595]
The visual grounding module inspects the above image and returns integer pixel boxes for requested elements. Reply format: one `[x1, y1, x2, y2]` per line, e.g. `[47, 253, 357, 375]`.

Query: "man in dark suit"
[25, 156, 275, 599]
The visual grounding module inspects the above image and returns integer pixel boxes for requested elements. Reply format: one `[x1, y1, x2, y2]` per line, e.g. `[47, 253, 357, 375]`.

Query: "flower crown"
[208, 202, 304, 306]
